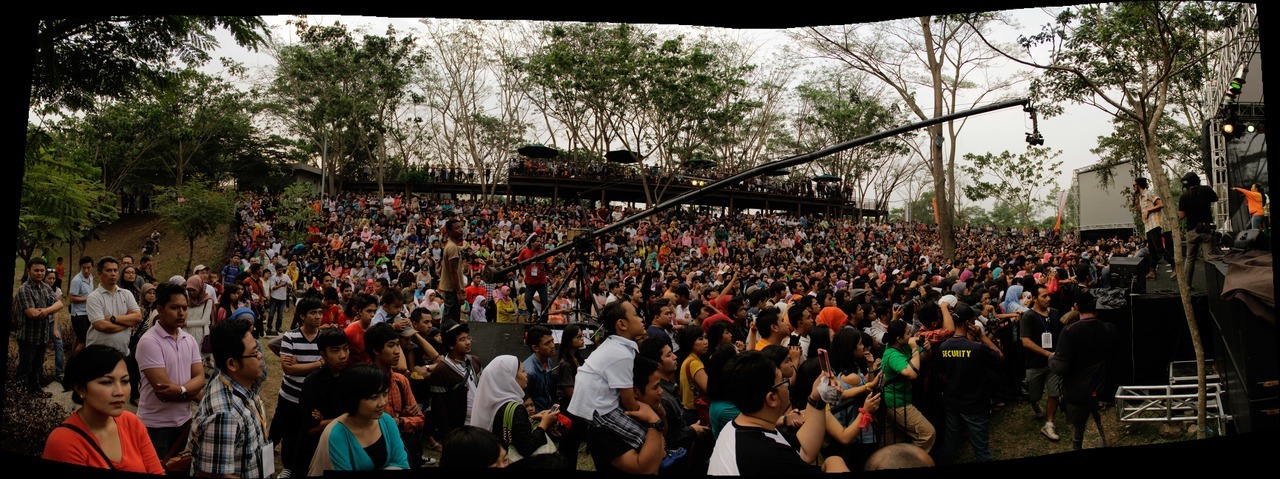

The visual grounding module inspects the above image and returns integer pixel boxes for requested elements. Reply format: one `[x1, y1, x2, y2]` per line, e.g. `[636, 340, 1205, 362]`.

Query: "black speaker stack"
[1205, 259, 1278, 435]
[1109, 256, 1149, 294]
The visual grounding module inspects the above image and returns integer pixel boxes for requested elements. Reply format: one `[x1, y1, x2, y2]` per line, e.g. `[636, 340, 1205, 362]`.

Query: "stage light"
[1246, 123, 1256, 133]
[1219, 104, 1243, 139]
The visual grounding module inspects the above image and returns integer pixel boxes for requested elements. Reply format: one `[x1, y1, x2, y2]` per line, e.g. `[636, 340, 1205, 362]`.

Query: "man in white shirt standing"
[267, 266, 292, 335]
[85, 256, 143, 357]
[68, 255, 95, 358]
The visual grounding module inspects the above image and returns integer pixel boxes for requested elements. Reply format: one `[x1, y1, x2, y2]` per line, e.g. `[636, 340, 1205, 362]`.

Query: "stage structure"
[1073, 160, 1138, 240]
[1204, 3, 1266, 233]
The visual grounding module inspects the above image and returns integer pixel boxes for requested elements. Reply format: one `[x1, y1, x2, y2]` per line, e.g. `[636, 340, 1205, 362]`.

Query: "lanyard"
[220, 376, 266, 431]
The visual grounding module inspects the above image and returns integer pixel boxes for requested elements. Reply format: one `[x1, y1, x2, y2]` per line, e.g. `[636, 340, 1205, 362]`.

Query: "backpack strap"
[58, 423, 116, 470]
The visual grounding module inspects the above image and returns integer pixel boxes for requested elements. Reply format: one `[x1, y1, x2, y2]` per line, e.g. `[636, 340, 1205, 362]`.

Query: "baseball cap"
[194, 264, 208, 272]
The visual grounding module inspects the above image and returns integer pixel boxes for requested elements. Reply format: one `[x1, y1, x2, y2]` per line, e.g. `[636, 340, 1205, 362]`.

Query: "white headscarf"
[467, 355, 524, 431]
[470, 295, 488, 323]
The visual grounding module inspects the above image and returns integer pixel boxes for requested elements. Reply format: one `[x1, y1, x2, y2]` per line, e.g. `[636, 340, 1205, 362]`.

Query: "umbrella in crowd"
[518, 144, 559, 159]
[605, 149, 640, 164]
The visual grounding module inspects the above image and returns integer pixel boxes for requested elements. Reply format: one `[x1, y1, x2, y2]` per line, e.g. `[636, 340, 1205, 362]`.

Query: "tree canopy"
[31, 16, 269, 112]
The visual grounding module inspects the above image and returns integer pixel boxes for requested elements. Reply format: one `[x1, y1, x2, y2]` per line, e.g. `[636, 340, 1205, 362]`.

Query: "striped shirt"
[279, 328, 321, 404]
[190, 375, 268, 479]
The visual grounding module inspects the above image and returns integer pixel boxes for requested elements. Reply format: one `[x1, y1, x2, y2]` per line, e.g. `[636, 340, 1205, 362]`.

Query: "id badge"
[262, 444, 276, 477]
[1041, 331, 1053, 350]
[530, 266, 538, 277]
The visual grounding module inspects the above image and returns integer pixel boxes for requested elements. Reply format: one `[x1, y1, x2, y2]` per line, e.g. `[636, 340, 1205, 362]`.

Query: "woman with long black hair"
[824, 328, 884, 468]
[552, 324, 586, 469]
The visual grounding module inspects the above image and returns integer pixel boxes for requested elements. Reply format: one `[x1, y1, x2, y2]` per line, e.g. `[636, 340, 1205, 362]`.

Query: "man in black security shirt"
[1051, 291, 1116, 450]
[937, 301, 1002, 464]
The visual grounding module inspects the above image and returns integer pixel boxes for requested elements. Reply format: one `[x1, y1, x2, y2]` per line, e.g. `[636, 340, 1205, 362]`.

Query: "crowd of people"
[510, 157, 862, 201]
[19, 173, 1226, 476]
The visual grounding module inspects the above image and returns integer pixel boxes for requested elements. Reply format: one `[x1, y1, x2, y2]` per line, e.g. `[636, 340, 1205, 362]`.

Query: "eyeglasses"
[240, 347, 264, 360]
[771, 377, 791, 391]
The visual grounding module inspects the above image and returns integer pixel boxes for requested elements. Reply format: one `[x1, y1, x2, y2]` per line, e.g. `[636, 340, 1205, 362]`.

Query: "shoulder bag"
[501, 402, 557, 463]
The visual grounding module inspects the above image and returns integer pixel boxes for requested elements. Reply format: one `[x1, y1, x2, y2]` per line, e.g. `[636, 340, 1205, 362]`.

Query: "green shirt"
[709, 399, 741, 439]
[881, 346, 914, 408]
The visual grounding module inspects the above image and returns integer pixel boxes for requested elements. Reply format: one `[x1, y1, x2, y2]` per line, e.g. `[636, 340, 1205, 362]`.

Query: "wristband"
[808, 397, 826, 409]
[857, 408, 873, 428]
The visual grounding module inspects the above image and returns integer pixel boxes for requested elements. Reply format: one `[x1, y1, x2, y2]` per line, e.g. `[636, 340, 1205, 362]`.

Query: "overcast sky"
[206, 8, 1116, 215]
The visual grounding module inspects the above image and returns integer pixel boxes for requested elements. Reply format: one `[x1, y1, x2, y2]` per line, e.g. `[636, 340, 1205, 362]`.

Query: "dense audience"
[27, 188, 1156, 475]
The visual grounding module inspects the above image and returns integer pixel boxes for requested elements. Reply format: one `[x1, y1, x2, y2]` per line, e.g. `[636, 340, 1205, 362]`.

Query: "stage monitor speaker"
[1233, 229, 1270, 251]
[1109, 256, 1148, 294]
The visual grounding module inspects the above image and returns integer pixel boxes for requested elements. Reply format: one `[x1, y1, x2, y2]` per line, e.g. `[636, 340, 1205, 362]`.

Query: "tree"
[19, 128, 118, 270]
[31, 16, 268, 112]
[959, 205, 992, 227]
[348, 26, 427, 197]
[150, 68, 259, 188]
[908, 191, 937, 226]
[155, 178, 238, 277]
[419, 19, 525, 200]
[969, 1, 1242, 438]
[273, 183, 320, 247]
[266, 19, 364, 196]
[789, 68, 912, 222]
[792, 14, 1022, 260]
[516, 23, 758, 206]
[710, 41, 800, 172]
[960, 147, 1064, 227]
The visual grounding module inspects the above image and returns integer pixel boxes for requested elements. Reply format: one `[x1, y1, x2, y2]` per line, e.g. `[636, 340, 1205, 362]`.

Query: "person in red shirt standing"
[518, 236, 551, 322]
[343, 293, 380, 366]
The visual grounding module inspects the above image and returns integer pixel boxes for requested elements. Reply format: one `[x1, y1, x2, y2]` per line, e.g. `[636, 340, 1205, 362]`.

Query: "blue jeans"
[48, 321, 64, 376]
[1250, 214, 1264, 230]
[941, 408, 991, 464]
[269, 298, 287, 331]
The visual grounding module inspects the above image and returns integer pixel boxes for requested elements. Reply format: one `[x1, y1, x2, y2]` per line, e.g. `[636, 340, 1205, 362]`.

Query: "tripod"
[536, 234, 599, 326]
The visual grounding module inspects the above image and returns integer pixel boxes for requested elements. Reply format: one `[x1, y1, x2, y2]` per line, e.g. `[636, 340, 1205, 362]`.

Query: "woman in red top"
[43, 345, 165, 474]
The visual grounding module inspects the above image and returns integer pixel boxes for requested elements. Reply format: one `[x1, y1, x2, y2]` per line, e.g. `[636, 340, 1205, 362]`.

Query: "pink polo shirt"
[135, 325, 202, 428]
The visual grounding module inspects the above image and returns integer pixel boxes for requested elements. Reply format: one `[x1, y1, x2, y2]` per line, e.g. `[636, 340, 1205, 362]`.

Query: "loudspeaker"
[1233, 229, 1271, 251]
[1205, 259, 1279, 434]
[1109, 256, 1148, 294]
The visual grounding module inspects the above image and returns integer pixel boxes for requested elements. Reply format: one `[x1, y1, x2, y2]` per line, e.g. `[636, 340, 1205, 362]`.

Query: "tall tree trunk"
[187, 236, 196, 278]
[929, 124, 956, 260]
[1144, 132, 1208, 438]
[377, 134, 386, 198]
[177, 143, 185, 188]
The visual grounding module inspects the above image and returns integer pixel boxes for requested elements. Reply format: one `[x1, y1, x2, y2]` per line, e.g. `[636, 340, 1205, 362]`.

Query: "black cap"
[1181, 172, 1201, 187]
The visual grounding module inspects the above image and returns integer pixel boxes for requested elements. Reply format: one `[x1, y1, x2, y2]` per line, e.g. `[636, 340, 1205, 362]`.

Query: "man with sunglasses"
[190, 319, 272, 478]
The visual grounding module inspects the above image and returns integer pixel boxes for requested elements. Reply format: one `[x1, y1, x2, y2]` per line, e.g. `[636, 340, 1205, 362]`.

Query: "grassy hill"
[15, 212, 230, 288]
